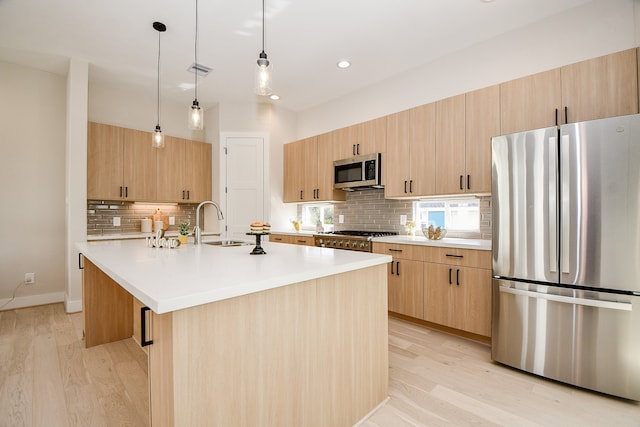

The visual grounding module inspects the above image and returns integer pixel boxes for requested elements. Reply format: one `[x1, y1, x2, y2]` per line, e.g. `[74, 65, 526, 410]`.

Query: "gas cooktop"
[314, 230, 398, 252]
[319, 230, 398, 238]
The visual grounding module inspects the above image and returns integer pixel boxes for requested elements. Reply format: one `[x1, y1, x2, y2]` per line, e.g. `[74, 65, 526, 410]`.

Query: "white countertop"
[76, 238, 391, 314]
[371, 236, 491, 251]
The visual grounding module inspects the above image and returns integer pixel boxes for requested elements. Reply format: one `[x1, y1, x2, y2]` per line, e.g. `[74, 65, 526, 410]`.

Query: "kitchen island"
[77, 239, 391, 427]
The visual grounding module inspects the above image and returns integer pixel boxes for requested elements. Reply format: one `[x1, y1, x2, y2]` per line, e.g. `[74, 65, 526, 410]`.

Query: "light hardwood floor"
[1, 304, 639, 426]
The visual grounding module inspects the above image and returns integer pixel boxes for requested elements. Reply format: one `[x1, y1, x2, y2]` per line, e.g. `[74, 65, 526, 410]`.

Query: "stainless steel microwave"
[334, 153, 383, 190]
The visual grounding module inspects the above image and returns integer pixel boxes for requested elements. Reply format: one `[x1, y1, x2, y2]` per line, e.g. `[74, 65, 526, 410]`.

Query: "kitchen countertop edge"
[371, 236, 491, 251]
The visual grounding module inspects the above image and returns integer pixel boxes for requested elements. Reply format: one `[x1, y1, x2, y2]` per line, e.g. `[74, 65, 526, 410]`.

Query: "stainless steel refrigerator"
[491, 114, 640, 400]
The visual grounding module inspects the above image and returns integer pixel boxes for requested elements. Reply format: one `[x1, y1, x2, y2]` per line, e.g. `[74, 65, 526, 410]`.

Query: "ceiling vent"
[188, 63, 211, 77]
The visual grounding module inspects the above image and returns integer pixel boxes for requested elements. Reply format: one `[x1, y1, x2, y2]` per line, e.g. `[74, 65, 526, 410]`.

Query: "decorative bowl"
[422, 225, 447, 240]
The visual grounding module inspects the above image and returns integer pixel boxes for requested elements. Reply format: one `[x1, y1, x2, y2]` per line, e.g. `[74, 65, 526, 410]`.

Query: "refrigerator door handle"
[561, 133, 571, 274]
[499, 286, 632, 311]
[549, 135, 558, 273]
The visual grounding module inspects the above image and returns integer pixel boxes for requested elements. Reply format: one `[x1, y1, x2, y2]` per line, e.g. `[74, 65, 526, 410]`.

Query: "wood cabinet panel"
[385, 104, 436, 198]
[423, 246, 491, 269]
[156, 136, 186, 202]
[373, 242, 425, 262]
[388, 259, 424, 318]
[465, 85, 500, 194]
[283, 136, 344, 203]
[156, 137, 211, 203]
[561, 48, 638, 124]
[332, 117, 387, 159]
[500, 68, 562, 135]
[87, 122, 125, 200]
[123, 128, 157, 201]
[435, 94, 467, 195]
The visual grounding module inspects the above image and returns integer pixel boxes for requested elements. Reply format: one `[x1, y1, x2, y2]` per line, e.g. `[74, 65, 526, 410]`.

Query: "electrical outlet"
[339, 215, 344, 224]
[113, 217, 121, 227]
[25, 272, 35, 285]
[169, 216, 175, 225]
[400, 215, 407, 225]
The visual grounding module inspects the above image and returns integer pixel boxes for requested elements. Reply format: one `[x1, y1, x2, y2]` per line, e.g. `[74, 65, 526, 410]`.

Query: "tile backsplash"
[329, 189, 492, 239]
[87, 201, 198, 235]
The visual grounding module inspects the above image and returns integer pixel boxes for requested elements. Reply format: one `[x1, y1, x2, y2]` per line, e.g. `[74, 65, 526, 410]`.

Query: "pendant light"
[152, 21, 166, 148]
[254, 0, 272, 96]
[188, 0, 203, 130]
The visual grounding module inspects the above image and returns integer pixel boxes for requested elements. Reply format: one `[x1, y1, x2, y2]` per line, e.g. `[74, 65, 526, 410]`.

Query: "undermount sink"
[204, 240, 251, 247]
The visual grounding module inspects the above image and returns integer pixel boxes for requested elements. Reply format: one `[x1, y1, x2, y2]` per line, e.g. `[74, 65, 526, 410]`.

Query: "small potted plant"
[178, 222, 190, 244]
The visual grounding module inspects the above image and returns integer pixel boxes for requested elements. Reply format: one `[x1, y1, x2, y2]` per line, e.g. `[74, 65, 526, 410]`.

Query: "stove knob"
[344, 240, 350, 248]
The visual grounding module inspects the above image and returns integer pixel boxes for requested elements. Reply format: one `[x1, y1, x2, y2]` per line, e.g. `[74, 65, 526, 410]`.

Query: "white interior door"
[223, 135, 266, 240]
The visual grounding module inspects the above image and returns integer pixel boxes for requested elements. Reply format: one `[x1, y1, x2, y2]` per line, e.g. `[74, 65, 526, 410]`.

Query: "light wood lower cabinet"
[82, 259, 388, 427]
[373, 242, 492, 339]
[269, 233, 314, 246]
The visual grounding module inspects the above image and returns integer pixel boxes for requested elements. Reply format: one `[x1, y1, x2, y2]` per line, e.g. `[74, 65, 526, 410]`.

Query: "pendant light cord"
[194, 0, 198, 101]
[261, 0, 265, 53]
[156, 29, 161, 127]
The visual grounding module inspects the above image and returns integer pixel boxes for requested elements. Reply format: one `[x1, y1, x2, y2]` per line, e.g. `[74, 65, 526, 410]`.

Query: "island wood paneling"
[82, 258, 133, 348]
[147, 265, 388, 427]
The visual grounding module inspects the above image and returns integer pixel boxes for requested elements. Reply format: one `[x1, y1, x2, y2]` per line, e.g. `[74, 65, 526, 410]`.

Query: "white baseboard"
[0, 292, 66, 312]
[64, 296, 83, 313]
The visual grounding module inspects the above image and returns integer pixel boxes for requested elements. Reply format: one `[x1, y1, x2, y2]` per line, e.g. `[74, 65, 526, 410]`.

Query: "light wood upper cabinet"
[500, 68, 561, 135]
[156, 136, 212, 203]
[434, 94, 466, 195]
[501, 49, 638, 135]
[332, 117, 387, 160]
[88, 122, 124, 200]
[385, 103, 436, 198]
[185, 139, 212, 203]
[465, 85, 500, 194]
[283, 136, 345, 203]
[561, 48, 638, 124]
[123, 128, 157, 201]
[283, 139, 305, 202]
[88, 122, 156, 201]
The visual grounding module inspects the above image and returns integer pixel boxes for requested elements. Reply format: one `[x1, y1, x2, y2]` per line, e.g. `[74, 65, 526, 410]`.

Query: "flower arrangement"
[405, 220, 416, 236]
[291, 218, 302, 232]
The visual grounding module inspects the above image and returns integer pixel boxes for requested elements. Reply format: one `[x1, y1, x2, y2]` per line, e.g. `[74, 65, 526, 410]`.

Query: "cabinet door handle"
[182, 190, 186, 200]
[125, 186, 128, 198]
[564, 106, 568, 124]
[456, 269, 460, 286]
[449, 268, 452, 285]
[356, 143, 360, 155]
[78, 253, 84, 270]
[445, 254, 463, 258]
[388, 248, 403, 252]
[555, 108, 559, 126]
[396, 261, 400, 276]
[120, 186, 123, 198]
[409, 180, 413, 193]
[187, 190, 190, 200]
[390, 261, 395, 275]
[466, 175, 470, 190]
[141, 306, 154, 347]
[300, 190, 303, 200]
[404, 180, 408, 193]
[459, 175, 463, 190]
[353, 144, 356, 156]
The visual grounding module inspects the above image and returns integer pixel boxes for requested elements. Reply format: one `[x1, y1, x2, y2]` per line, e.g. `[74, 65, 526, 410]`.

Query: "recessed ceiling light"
[270, 94, 280, 100]
[337, 60, 351, 69]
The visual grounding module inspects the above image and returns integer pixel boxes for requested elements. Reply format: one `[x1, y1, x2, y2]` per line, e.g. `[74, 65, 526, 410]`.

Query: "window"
[414, 198, 479, 232]
[301, 204, 334, 232]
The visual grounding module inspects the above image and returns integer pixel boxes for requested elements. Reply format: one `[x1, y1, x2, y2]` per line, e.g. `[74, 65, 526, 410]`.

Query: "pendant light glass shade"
[254, 51, 272, 96]
[152, 125, 165, 148]
[188, 100, 203, 130]
[152, 21, 166, 148]
[254, 0, 273, 96]
[188, 0, 204, 130]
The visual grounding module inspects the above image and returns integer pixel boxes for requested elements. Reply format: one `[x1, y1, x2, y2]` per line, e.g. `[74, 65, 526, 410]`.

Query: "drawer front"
[372, 242, 425, 261]
[270, 234, 292, 244]
[291, 235, 314, 246]
[424, 246, 491, 269]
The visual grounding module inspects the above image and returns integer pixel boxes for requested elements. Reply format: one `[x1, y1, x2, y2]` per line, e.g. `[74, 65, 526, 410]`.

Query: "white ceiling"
[0, 0, 592, 113]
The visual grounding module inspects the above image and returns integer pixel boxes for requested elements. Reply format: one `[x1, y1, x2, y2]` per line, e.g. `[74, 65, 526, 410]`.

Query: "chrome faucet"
[194, 201, 224, 244]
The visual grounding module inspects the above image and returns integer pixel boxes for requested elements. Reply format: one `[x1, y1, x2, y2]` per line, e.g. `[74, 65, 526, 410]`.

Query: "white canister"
[141, 218, 152, 233]
[154, 220, 164, 232]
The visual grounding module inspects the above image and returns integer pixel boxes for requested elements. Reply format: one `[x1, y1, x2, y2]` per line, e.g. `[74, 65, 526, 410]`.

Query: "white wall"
[0, 61, 67, 308]
[297, 0, 640, 138]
